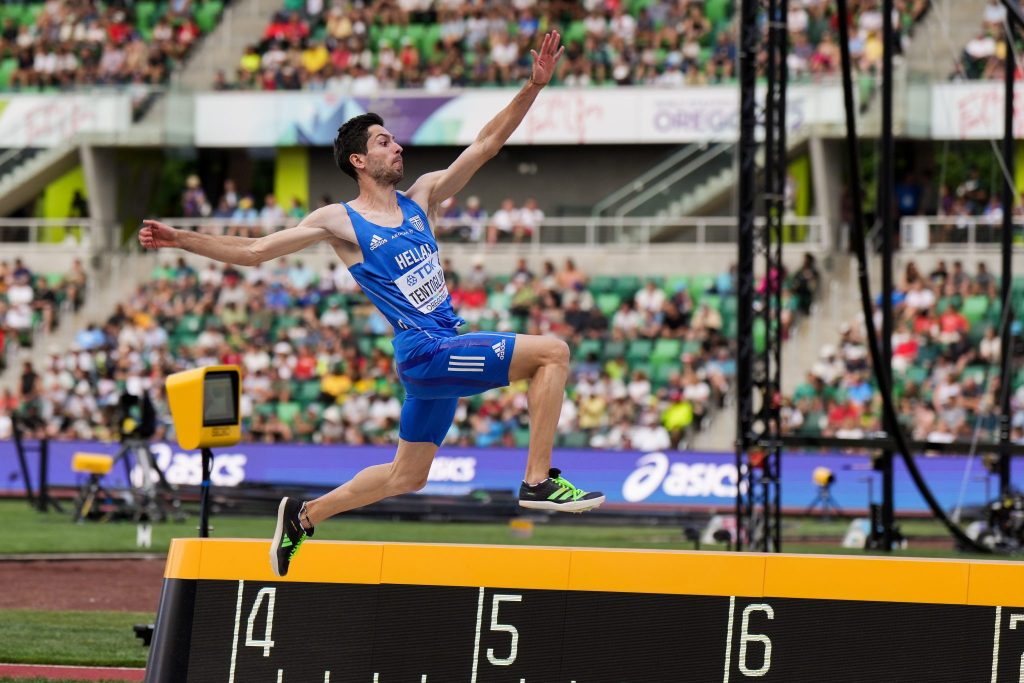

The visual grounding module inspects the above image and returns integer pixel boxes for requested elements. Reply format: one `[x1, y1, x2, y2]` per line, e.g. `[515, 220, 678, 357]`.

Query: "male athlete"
[139, 30, 604, 577]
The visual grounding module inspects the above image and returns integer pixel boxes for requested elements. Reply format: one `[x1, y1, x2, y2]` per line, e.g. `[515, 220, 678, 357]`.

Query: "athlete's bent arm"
[138, 205, 343, 265]
[407, 31, 564, 210]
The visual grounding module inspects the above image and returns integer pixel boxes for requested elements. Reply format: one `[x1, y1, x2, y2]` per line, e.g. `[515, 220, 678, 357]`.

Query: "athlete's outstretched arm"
[139, 205, 343, 266]
[408, 31, 564, 210]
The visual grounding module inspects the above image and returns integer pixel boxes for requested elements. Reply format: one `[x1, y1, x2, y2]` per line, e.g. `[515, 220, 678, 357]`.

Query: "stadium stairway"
[136, 0, 280, 129]
[173, 0, 283, 92]
[0, 141, 80, 217]
[905, 0, 984, 80]
[690, 256, 861, 451]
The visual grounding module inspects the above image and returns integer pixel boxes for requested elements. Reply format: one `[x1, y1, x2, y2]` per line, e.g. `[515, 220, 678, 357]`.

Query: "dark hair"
[334, 112, 384, 181]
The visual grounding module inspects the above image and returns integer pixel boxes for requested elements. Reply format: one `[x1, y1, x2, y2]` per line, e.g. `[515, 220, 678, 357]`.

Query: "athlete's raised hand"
[530, 30, 564, 87]
[139, 219, 180, 249]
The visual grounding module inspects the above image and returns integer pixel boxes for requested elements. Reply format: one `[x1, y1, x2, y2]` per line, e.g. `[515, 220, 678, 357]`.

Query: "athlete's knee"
[546, 339, 570, 370]
[387, 464, 429, 495]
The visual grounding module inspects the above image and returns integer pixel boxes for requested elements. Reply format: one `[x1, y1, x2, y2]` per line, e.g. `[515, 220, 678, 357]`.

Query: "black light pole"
[735, 0, 758, 552]
[1000, 19, 1016, 498]
[879, 0, 896, 551]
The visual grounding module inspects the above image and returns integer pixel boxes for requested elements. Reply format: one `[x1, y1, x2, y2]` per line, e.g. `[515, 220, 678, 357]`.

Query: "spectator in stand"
[487, 198, 518, 244]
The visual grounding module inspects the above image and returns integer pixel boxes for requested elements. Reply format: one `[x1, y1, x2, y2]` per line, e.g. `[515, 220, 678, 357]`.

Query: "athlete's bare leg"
[301, 439, 438, 526]
[508, 334, 570, 485]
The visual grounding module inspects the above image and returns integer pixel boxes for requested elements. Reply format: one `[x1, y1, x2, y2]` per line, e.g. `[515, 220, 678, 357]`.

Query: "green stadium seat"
[295, 380, 322, 404]
[652, 362, 678, 386]
[19, 4, 42, 27]
[564, 20, 586, 46]
[702, 294, 722, 311]
[602, 340, 626, 361]
[0, 57, 16, 89]
[962, 295, 989, 328]
[615, 276, 642, 299]
[135, 1, 158, 30]
[705, 0, 732, 26]
[562, 431, 589, 448]
[689, 274, 716, 303]
[589, 275, 617, 293]
[574, 338, 603, 360]
[753, 317, 765, 354]
[196, 2, 223, 33]
[627, 339, 653, 362]
[176, 314, 203, 335]
[487, 291, 510, 312]
[664, 275, 688, 295]
[276, 401, 302, 423]
[651, 338, 682, 363]
[596, 292, 622, 317]
[513, 428, 531, 448]
[374, 336, 395, 356]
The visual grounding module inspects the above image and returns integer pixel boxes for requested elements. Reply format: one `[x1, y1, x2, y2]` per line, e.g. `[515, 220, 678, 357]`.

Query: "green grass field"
[0, 499, 1012, 559]
[0, 610, 150, 668]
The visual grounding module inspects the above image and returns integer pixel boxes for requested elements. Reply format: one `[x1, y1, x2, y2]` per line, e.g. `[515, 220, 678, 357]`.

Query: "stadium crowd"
[958, 0, 1012, 81]
[0, 257, 88, 369]
[5, 252, 829, 450]
[0, 0, 222, 90]
[216, 0, 928, 91]
[783, 258, 1024, 445]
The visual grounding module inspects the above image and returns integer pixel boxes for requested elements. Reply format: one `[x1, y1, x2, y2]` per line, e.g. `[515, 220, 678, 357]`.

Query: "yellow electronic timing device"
[166, 365, 243, 538]
[166, 365, 243, 450]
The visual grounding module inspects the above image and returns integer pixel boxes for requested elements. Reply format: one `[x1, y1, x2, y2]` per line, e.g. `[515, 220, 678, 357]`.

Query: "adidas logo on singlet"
[492, 339, 506, 361]
[369, 234, 388, 250]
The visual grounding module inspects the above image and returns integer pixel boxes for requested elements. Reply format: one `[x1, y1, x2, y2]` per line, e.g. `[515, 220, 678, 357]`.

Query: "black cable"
[835, 0, 992, 553]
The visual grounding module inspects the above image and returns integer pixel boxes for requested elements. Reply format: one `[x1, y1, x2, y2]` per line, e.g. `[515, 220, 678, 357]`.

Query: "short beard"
[369, 162, 403, 187]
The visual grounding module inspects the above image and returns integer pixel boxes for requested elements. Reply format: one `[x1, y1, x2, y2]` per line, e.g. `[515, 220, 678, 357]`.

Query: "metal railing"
[158, 215, 828, 250]
[898, 216, 1024, 251]
[0, 218, 98, 245]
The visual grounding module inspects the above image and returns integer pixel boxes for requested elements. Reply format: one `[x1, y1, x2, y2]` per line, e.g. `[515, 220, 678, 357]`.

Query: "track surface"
[1, 558, 161, 680]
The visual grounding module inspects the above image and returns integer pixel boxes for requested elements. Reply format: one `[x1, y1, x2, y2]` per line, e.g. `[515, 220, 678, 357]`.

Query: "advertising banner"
[0, 94, 132, 147]
[1, 440, 1011, 513]
[195, 85, 845, 147]
[931, 82, 1024, 139]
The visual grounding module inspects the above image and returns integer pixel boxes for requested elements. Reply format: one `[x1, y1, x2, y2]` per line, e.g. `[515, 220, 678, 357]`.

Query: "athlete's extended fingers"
[554, 45, 565, 62]
[547, 30, 560, 56]
[539, 31, 551, 56]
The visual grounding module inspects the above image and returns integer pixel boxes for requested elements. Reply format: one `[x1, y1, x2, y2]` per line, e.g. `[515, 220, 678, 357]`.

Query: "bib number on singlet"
[394, 251, 450, 314]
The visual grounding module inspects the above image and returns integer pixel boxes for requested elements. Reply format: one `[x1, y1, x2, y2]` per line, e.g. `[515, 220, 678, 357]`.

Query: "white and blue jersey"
[343, 193, 517, 445]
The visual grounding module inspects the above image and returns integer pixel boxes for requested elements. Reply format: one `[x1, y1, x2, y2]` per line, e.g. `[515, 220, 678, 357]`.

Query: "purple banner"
[0, 440, 1014, 512]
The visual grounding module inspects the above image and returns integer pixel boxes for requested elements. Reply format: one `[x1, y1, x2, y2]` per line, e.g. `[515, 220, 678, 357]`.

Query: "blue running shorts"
[393, 329, 517, 445]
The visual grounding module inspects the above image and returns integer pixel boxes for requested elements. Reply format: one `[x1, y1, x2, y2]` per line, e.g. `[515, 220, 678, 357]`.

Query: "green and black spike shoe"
[270, 497, 314, 577]
[518, 468, 605, 513]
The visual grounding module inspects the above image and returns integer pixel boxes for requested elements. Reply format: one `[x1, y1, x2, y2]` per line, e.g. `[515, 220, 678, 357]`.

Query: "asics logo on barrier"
[491, 339, 506, 361]
[369, 234, 388, 250]
[448, 355, 484, 373]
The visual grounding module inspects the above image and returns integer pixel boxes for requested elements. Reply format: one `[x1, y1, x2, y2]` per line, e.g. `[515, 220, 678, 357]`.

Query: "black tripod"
[110, 438, 183, 523]
[12, 414, 63, 513]
[806, 483, 842, 520]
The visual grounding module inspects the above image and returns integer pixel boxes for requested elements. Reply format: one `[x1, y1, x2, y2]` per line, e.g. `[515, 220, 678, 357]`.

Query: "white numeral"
[738, 603, 774, 677]
[1009, 613, 1024, 682]
[245, 587, 277, 657]
[487, 594, 523, 666]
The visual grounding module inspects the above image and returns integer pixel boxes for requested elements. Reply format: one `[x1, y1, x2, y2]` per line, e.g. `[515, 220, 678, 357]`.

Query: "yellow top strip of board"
[163, 538, 1024, 607]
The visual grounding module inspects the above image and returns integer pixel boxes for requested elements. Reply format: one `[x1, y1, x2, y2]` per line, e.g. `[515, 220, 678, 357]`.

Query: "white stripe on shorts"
[450, 355, 485, 360]
[448, 367, 485, 372]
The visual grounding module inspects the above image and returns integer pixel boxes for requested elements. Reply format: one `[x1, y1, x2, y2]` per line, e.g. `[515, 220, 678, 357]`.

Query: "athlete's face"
[359, 125, 404, 186]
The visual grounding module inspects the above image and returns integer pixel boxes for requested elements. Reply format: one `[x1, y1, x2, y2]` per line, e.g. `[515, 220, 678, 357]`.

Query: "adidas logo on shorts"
[369, 234, 388, 250]
[492, 339, 506, 361]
